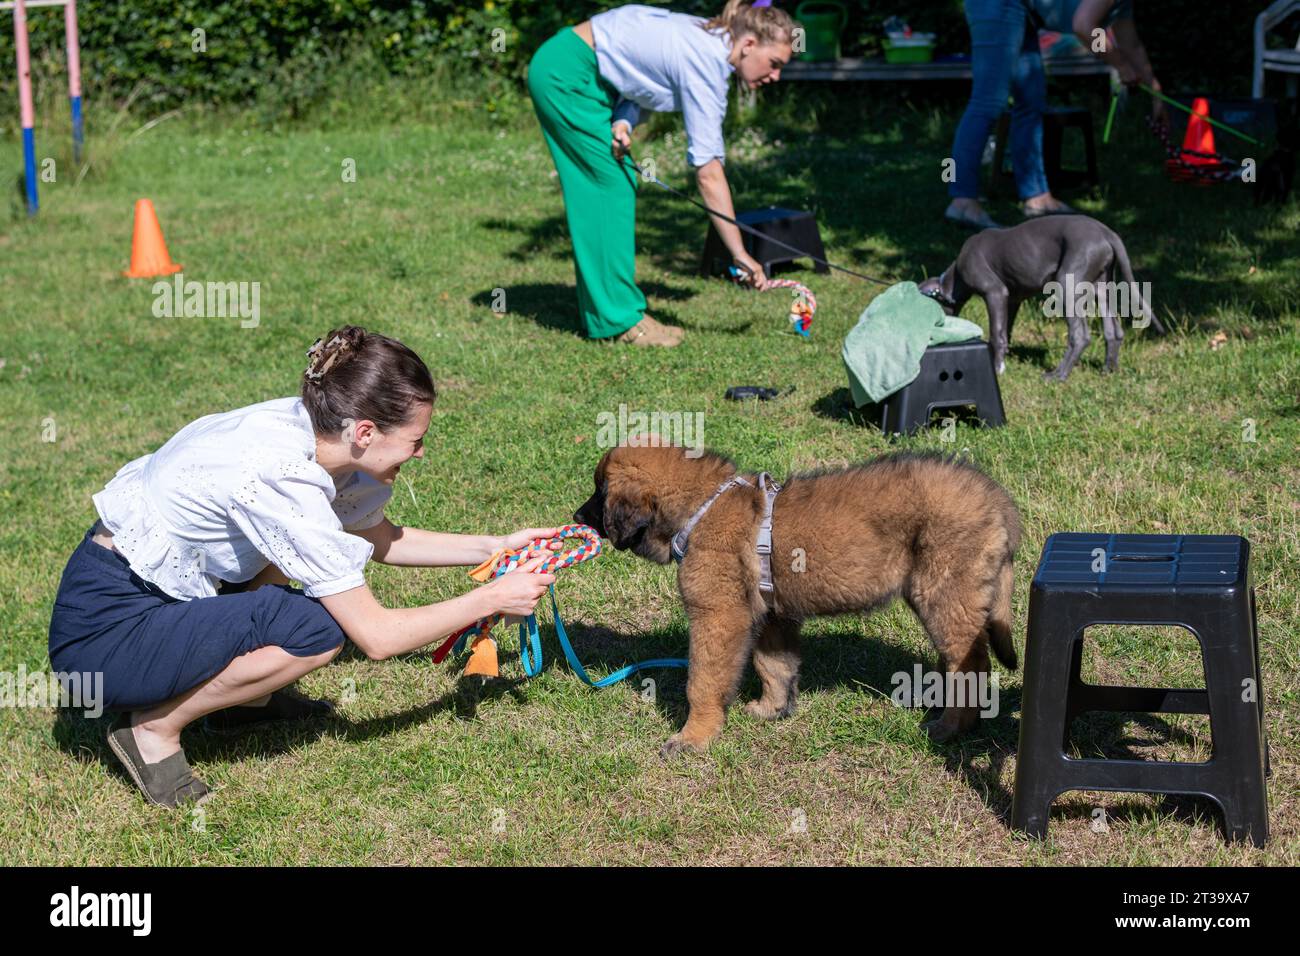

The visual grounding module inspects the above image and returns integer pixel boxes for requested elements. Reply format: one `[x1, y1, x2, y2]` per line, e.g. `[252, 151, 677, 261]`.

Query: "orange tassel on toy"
[463, 635, 500, 677]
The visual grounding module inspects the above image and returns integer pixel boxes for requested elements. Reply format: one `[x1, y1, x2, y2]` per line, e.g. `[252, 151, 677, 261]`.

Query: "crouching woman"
[48, 326, 556, 808]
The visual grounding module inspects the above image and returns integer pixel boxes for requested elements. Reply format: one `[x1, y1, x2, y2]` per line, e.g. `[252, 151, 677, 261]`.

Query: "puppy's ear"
[604, 487, 653, 550]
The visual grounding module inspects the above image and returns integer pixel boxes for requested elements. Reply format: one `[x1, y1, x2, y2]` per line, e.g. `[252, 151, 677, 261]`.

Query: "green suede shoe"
[106, 715, 211, 809]
[202, 687, 336, 735]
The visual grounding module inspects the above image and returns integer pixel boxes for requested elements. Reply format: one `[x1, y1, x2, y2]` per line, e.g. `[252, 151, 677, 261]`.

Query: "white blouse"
[92, 396, 392, 601]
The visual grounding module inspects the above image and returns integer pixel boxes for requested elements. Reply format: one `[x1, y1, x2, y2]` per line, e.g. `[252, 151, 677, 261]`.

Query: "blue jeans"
[949, 0, 1049, 201]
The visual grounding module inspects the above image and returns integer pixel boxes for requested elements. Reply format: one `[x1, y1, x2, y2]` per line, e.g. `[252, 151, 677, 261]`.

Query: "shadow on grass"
[49, 617, 1229, 842]
[935, 703, 1230, 841]
[811, 385, 998, 433]
[467, 281, 698, 336]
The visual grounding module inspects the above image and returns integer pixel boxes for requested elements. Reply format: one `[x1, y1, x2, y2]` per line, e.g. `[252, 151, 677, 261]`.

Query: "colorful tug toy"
[729, 266, 817, 337]
[431, 524, 602, 679]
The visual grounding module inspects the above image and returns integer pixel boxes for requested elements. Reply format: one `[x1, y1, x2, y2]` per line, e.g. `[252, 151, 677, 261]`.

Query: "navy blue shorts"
[48, 525, 346, 711]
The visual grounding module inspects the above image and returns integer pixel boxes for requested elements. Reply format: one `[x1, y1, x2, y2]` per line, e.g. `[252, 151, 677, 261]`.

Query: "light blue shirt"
[590, 4, 735, 167]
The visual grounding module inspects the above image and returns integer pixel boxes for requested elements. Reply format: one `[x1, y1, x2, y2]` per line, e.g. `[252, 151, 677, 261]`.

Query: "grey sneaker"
[944, 204, 1002, 231]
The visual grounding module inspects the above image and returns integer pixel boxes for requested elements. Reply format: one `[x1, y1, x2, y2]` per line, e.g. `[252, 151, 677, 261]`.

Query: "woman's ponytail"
[701, 0, 796, 45]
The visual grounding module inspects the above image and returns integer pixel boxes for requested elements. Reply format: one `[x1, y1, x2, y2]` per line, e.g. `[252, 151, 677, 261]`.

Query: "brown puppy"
[574, 443, 1022, 756]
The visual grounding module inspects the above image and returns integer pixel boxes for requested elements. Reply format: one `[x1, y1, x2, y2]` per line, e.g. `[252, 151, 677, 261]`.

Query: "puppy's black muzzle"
[573, 491, 605, 539]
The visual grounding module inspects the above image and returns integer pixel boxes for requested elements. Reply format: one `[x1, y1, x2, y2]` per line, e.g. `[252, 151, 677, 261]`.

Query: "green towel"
[842, 281, 985, 406]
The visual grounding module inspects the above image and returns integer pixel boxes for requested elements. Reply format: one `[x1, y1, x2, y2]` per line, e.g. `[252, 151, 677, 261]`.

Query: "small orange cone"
[122, 199, 182, 278]
[1180, 97, 1217, 166]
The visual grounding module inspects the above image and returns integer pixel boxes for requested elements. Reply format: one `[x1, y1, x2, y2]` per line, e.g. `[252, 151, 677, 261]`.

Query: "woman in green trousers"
[528, 2, 795, 347]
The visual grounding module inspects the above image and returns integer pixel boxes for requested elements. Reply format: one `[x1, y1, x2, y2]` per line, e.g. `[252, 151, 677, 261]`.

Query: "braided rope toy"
[431, 524, 601, 678]
[729, 266, 817, 337]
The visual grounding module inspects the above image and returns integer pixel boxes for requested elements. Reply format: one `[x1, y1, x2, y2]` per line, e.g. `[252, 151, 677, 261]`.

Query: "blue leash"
[512, 585, 688, 687]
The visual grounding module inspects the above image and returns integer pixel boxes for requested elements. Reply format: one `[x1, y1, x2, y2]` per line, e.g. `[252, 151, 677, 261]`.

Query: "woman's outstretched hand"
[500, 527, 562, 552]
[733, 252, 772, 291]
[485, 555, 556, 619]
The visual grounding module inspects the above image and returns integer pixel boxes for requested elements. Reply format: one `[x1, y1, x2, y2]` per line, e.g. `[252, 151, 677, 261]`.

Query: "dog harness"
[670, 473, 782, 600]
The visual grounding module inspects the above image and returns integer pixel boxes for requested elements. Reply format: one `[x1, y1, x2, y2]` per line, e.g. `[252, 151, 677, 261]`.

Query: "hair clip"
[303, 334, 349, 382]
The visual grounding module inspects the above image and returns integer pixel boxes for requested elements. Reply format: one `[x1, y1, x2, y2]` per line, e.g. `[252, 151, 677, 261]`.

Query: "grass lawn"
[1, 83, 1297, 865]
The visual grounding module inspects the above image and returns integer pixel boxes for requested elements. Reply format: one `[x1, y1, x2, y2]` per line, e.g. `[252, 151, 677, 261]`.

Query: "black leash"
[619, 151, 894, 287]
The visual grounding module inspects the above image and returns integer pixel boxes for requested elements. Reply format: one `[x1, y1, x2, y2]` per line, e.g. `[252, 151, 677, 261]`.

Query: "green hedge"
[0, 1, 1276, 118]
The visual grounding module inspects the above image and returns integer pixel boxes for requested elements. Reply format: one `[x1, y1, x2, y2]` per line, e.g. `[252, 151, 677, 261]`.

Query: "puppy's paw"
[1042, 370, 1068, 383]
[659, 733, 707, 759]
[921, 715, 961, 743]
[745, 699, 794, 721]
[995, 361, 1006, 375]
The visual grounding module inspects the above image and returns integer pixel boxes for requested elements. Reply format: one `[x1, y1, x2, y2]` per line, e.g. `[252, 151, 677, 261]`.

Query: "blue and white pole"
[65, 0, 81, 164]
[13, 0, 37, 215]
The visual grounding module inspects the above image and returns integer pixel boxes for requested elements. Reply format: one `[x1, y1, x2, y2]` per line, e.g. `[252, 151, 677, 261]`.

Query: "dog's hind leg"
[1045, 254, 1101, 380]
[1100, 294, 1122, 373]
[1044, 309, 1091, 381]
[662, 605, 759, 757]
[923, 641, 991, 743]
[907, 554, 1005, 742]
[746, 616, 802, 721]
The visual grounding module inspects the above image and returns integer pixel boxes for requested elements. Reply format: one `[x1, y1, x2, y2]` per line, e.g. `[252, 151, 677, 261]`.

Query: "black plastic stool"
[1012, 533, 1269, 847]
[700, 206, 829, 278]
[991, 105, 1098, 196]
[876, 339, 1005, 436]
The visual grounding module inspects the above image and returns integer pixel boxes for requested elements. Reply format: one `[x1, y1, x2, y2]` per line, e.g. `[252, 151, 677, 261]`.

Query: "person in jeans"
[945, 0, 1164, 230]
[528, 1, 795, 347]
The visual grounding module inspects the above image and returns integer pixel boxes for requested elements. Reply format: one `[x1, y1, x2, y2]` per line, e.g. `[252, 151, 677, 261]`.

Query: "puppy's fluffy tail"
[987, 554, 1017, 670]
[984, 489, 1020, 670]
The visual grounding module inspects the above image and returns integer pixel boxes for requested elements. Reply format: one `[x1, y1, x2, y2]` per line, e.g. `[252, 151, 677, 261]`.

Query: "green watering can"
[795, 0, 848, 62]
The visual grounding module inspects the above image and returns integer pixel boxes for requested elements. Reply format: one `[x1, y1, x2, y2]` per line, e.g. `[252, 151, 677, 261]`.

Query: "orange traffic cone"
[122, 199, 182, 278]
[1181, 97, 1217, 166]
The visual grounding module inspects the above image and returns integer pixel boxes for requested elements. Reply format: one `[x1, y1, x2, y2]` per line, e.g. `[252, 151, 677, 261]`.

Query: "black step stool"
[991, 105, 1098, 197]
[876, 339, 1006, 436]
[700, 206, 829, 278]
[1012, 533, 1269, 847]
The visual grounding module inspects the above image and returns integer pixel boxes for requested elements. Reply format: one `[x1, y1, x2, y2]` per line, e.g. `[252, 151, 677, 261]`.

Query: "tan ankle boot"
[613, 314, 684, 347]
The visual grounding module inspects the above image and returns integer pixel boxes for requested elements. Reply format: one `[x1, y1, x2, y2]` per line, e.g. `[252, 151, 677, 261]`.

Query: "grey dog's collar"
[921, 267, 958, 310]
[670, 473, 782, 599]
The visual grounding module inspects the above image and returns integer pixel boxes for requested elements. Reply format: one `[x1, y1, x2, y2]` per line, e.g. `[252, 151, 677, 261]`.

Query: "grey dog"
[919, 216, 1165, 381]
